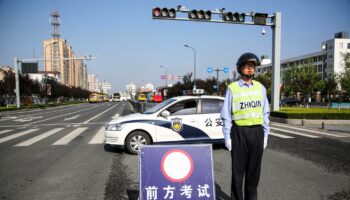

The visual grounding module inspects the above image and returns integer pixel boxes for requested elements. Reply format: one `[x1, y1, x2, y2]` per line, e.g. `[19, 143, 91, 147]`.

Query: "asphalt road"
[0, 102, 349, 200]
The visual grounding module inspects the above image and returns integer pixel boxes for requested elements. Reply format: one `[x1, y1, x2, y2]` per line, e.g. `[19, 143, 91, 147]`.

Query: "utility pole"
[214, 68, 222, 93]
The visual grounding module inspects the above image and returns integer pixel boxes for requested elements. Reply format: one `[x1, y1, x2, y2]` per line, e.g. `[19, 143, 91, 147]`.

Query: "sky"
[1, 0, 350, 92]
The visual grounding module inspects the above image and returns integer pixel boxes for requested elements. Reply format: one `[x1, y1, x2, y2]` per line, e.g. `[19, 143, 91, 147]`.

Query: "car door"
[197, 98, 224, 140]
[155, 99, 204, 143]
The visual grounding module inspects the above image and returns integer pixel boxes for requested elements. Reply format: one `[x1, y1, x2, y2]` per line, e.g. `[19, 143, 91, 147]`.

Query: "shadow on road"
[104, 144, 125, 154]
[127, 190, 139, 200]
[216, 182, 231, 200]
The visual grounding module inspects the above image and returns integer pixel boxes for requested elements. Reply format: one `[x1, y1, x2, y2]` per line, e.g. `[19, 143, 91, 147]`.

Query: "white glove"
[263, 136, 268, 150]
[225, 139, 232, 151]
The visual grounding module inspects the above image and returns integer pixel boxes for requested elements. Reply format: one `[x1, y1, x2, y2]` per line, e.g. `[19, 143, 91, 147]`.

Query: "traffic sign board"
[139, 144, 215, 200]
[223, 67, 229, 73]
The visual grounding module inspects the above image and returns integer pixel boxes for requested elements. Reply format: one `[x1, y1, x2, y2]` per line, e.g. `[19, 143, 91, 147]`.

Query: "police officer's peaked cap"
[236, 53, 260, 67]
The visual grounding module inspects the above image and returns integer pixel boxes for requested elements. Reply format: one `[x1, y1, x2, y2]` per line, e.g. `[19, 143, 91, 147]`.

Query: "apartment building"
[43, 38, 87, 89]
[259, 32, 350, 82]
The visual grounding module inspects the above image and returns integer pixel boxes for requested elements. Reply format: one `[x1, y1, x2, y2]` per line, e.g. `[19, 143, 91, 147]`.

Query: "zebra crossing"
[0, 126, 106, 147]
[0, 123, 348, 148]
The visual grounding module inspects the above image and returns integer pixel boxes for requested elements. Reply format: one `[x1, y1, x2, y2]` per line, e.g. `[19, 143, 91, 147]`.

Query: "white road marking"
[271, 123, 349, 137]
[14, 128, 64, 146]
[52, 127, 87, 145]
[0, 129, 38, 144]
[25, 104, 103, 125]
[271, 127, 321, 138]
[88, 127, 105, 144]
[64, 115, 81, 121]
[0, 130, 12, 135]
[269, 131, 294, 139]
[83, 104, 118, 123]
[15, 116, 43, 122]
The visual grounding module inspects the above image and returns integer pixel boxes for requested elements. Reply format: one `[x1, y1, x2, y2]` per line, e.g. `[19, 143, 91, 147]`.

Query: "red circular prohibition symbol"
[161, 149, 194, 182]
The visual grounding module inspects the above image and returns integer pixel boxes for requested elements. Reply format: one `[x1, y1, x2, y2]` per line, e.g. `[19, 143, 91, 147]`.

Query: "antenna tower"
[50, 10, 61, 71]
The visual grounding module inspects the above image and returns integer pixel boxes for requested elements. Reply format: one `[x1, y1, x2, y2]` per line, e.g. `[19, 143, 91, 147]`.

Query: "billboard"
[21, 62, 38, 74]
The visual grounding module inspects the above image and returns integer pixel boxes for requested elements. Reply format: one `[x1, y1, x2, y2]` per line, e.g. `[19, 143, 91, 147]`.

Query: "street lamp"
[184, 44, 197, 90]
[160, 65, 168, 88]
[44, 41, 58, 70]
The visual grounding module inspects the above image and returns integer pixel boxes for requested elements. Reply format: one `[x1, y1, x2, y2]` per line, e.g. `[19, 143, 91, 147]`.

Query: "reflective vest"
[228, 80, 264, 126]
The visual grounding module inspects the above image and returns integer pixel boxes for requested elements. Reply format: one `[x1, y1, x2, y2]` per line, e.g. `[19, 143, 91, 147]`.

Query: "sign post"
[139, 144, 215, 200]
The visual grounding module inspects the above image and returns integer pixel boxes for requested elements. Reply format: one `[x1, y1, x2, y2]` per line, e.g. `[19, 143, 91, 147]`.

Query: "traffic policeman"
[221, 53, 270, 200]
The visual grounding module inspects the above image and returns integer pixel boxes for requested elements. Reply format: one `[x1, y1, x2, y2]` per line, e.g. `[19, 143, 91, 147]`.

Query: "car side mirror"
[161, 110, 170, 117]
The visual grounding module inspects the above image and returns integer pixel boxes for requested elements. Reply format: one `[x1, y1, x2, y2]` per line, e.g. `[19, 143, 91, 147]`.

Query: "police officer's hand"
[263, 137, 268, 149]
[225, 139, 232, 151]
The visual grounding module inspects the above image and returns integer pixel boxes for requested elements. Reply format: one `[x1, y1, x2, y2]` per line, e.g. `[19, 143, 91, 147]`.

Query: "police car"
[105, 95, 225, 154]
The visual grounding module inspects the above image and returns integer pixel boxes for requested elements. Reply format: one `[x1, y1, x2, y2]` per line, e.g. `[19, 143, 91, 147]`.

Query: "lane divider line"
[83, 104, 118, 124]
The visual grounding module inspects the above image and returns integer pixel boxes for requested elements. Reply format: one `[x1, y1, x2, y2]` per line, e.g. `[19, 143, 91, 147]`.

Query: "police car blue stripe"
[120, 120, 211, 140]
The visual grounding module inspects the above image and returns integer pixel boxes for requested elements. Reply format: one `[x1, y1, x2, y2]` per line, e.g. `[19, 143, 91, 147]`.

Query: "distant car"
[280, 98, 301, 106]
[152, 92, 163, 103]
[105, 95, 225, 154]
[137, 94, 146, 102]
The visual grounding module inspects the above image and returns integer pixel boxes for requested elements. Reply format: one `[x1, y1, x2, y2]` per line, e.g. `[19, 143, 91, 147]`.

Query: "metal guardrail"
[128, 100, 157, 113]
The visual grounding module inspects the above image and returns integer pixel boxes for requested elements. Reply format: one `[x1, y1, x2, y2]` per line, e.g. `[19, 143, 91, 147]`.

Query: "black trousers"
[230, 124, 264, 200]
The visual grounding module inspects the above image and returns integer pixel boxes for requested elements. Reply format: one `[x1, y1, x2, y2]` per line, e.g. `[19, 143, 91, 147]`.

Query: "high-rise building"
[43, 10, 88, 89]
[101, 82, 112, 94]
[43, 38, 70, 85]
[126, 83, 137, 98]
[88, 74, 100, 92]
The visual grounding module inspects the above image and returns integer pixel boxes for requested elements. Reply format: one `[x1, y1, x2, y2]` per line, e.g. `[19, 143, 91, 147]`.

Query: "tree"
[324, 74, 339, 101]
[282, 60, 318, 99]
[339, 52, 350, 96]
[1, 71, 15, 95]
[255, 71, 272, 100]
[298, 61, 318, 98]
[313, 79, 326, 95]
[282, 63, 300, 97]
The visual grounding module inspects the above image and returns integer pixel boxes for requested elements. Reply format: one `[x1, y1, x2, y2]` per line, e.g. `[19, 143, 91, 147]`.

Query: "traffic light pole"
[271, 12, 281, 111]
[13, 55, 96, 108]
[152, 7, 281, 110]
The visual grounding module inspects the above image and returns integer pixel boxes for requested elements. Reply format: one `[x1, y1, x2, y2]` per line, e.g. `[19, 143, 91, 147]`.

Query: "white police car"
[105, 95, 225, 154]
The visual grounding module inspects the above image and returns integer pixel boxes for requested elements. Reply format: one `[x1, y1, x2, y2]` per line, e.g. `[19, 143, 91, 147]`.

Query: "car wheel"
[125, 131, 151, 155]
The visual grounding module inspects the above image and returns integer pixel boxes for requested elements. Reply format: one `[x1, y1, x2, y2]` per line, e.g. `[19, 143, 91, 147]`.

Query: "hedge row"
[270, 108, 350, 119]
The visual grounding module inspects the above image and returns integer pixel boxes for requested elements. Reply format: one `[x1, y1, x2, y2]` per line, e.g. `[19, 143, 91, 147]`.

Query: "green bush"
[270, 108, 350, 119]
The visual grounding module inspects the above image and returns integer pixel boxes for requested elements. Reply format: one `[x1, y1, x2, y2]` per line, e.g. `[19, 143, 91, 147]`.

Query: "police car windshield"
[143, 99, 176, 114]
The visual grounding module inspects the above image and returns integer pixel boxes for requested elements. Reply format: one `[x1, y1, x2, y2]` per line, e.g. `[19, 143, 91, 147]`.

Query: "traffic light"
[222, 12, 246, 22]
[188, 10, 211, 20]
[152, 7, 176, 18]
[253, 13, 268, 25]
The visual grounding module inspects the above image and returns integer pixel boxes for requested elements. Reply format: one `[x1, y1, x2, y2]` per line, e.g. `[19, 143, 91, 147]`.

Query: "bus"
[89, 93, 109, 103]
[112, 93, 121, 102]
